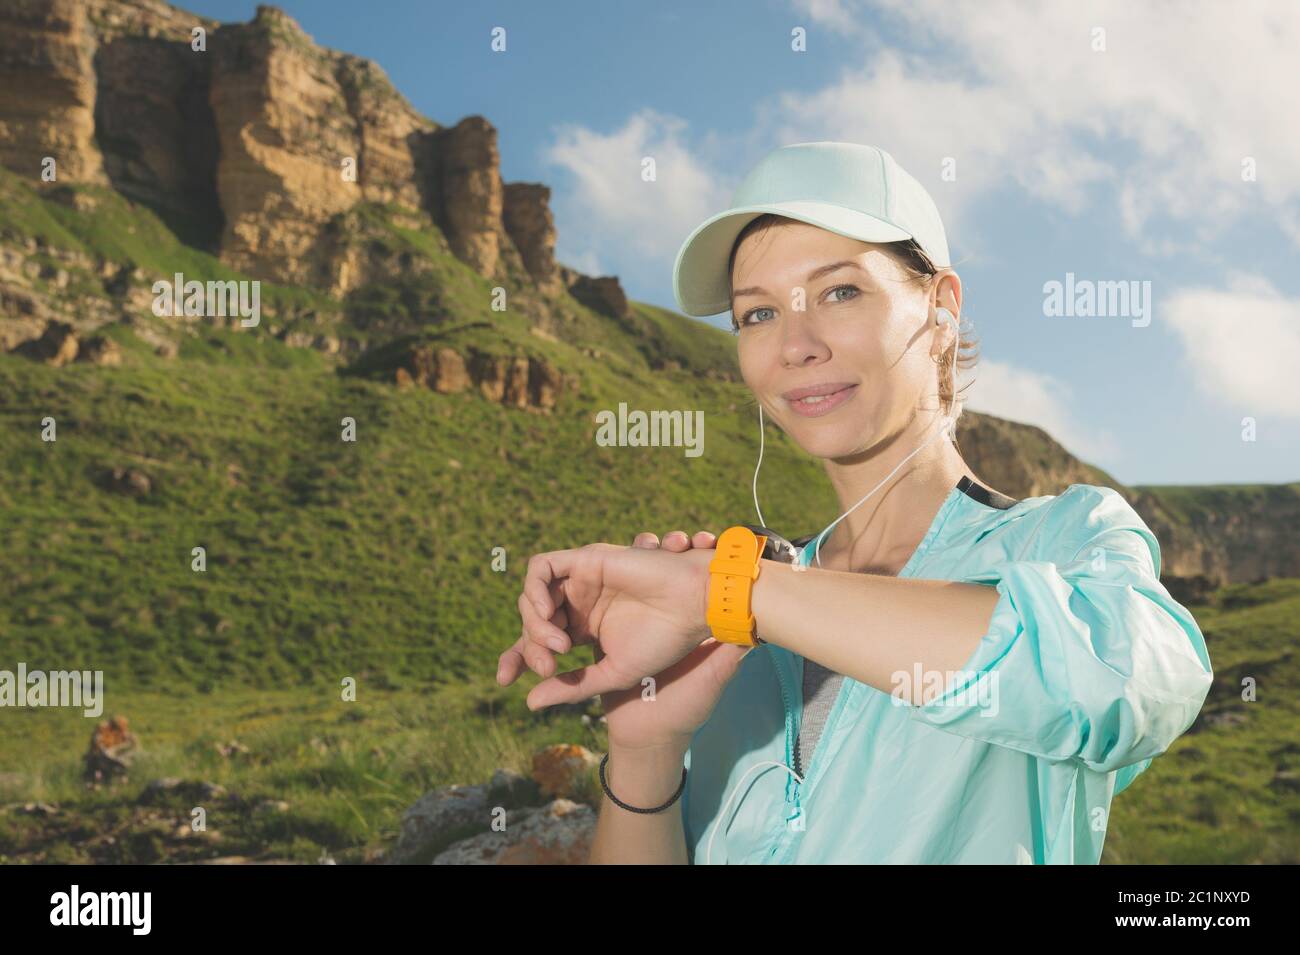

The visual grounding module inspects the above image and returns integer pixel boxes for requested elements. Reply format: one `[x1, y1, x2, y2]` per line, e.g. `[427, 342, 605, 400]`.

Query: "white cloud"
[541, 110, 730, 291]
[1163, 274, 1300, 418]
[542, 1, 1299, 314]
[792, 0, 859, 33]
[561, 248, 605, 278]
[758, 48, 1050, 237]
[781, 0, 1300, 250]
[961, 358, 1121, 464]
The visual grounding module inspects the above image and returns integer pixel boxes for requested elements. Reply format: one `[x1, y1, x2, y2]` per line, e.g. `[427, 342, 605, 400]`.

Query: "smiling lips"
[782, 381, 859, 417]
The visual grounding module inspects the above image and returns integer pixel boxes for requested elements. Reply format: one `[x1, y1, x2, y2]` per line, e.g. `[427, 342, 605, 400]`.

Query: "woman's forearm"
[749, 560, 1002, 703]
[588, 741, 691, 864]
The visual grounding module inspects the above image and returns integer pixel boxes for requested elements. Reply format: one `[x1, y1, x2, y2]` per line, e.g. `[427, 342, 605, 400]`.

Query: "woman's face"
[730, 221, 955, 460]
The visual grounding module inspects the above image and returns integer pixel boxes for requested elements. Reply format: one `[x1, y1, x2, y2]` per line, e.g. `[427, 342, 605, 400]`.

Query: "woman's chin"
[787, 422, 877, 460]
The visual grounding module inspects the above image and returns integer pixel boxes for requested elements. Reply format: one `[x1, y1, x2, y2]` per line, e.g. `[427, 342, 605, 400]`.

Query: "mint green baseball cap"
[672, 142, 951, 317]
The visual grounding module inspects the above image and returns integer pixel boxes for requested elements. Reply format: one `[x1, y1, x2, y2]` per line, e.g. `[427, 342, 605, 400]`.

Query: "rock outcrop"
[208, 6, 439, 286]
[91, 5, 223, 242]
[391, 343, 572, 412]
[431, 799, 595, 865]
[426, 116, 502, 278]
[0, 0, 571, 300]
[503, 182, 561, 294]
[0, 0, 224, 234]
[388, 745, 602, 865]
[555, 264, 630, 321]
[953, 412, 1121, 499]
[12, 318, 79, 365]
[1127, 483, 1300, 587]
[0, 0, 106, 185]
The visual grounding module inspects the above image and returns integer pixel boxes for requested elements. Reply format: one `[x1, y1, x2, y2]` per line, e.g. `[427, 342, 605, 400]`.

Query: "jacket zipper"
[765, 500, 957, 861]
[777, 537, 814, 832]
[773, 651, 805, 830]
[774, 647, 858, 855]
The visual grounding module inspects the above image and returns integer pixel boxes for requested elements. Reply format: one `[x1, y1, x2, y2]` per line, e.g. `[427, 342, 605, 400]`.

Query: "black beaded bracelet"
[599, 752, 688, 814]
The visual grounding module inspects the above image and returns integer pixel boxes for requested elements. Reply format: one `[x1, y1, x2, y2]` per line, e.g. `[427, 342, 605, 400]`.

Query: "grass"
[1100, 580, 1300, 864]
[1130, 482, 1298, 526]
[0, 683, 604, 863]
[0, 329, 826, 692]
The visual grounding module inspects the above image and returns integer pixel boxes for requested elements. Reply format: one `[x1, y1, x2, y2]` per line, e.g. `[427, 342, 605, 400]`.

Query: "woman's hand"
[496, 530, 755, 750]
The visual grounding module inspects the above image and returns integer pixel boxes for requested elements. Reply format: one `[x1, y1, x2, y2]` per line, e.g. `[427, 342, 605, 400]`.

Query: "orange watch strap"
[707, 526, 766, 646]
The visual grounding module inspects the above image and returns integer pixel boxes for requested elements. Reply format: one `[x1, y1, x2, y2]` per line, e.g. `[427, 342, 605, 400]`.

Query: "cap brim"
[672, 201, 913, 317]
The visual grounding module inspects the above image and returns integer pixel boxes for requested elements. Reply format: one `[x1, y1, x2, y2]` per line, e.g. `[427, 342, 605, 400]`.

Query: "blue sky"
[185, 0, 1299, 486]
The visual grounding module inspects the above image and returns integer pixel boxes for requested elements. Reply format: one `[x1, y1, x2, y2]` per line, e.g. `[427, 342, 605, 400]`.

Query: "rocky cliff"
[0, 0, 584, 301]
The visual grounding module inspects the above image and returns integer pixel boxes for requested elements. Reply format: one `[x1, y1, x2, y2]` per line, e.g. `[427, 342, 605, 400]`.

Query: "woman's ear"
[938, 272, 962, 316]
[930, 306, 958, 361]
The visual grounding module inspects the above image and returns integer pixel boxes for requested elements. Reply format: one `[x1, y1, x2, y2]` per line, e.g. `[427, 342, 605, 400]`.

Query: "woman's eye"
[732, 288, 858, 330]
[827, 284, 861, 304]
[735, 306, 776, 329]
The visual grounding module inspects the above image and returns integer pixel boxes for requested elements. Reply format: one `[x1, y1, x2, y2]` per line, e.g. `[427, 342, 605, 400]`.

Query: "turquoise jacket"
[682, 478, 1214, 863]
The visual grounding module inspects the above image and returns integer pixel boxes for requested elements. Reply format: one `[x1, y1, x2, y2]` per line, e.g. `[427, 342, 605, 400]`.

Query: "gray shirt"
[797, 658, 845, 777]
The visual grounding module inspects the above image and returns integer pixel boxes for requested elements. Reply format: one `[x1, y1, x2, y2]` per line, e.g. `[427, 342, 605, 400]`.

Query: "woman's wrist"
[605, 740, 689, 809]
[682, 546, 715, 643]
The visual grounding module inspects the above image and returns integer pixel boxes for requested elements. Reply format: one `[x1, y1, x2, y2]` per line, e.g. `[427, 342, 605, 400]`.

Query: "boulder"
[386, 783, 489, 864]
[137, 777, 227, 806]
[84, 715, 139, 783]
[532, 743, 601, 799]
[76, 335, 122, 366]
[431, 799, 596, 865]
[101, 466, 152, 497]
[12, 319, 78, 366]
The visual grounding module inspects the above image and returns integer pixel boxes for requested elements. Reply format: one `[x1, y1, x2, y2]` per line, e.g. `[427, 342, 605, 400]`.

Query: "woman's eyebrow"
[731, 260, 865, 303]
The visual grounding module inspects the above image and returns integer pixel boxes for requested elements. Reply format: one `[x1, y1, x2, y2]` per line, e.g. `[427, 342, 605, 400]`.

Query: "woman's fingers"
[502, 546, 591, 686]
[499, 611, 570, 684]
[511, 611, 560, 679]
[521, 598, 581, 676]
[511, 545, 610, 685]
[507, 536, 716, 695]
[496, 633, 528, 685]
[522, 548, 579, 621]
[632, 529, 714, 552]
[526, 655, 629, 710]
[660, 530, 691, 551]
[518, 590, 568, 655]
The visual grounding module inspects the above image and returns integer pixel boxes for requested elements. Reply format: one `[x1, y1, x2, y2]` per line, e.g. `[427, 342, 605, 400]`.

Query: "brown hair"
[726, 213, 979, 421]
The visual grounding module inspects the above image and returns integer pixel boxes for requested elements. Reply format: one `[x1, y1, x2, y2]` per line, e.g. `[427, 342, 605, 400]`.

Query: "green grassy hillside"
[1101, 578, 1300, 864]
[0, 325, 834, 695]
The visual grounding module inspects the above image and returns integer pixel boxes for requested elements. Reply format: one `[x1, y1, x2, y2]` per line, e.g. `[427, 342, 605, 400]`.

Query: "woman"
[496, 142, 1213, 864]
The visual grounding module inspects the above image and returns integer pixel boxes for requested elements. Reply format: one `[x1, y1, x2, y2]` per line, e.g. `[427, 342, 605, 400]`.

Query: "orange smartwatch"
[706, 526, 769, 646]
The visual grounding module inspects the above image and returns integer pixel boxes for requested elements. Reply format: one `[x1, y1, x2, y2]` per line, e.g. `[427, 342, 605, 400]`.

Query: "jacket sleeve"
[905, 484, 1214, 776]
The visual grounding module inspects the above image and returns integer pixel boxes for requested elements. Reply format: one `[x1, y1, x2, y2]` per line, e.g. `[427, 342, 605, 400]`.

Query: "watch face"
[738, 524, 799, 565]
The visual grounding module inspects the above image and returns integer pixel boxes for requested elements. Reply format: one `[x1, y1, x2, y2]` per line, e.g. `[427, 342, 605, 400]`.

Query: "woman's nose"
[780, 315, 831, 364]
